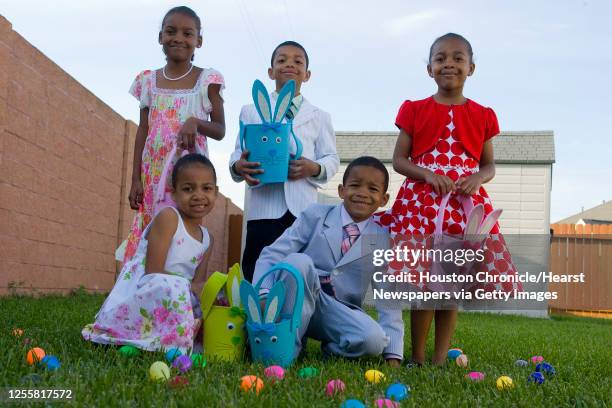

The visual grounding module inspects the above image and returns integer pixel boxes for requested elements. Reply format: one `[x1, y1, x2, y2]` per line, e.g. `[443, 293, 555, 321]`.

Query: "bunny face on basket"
[242, 280, 289, 361]
[201, 264, 247, 362]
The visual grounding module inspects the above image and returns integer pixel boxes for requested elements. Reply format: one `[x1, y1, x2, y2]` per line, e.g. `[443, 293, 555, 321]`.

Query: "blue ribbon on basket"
[261, 122, 283, 132]
[247, 321, 276, 334]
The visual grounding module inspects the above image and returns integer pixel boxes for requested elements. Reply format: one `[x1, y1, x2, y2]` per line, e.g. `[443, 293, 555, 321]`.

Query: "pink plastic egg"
[531, 355, 544, 364]
[264, 365, 285, 382]
[374, 399, 400, 408]
[465, 371, 485, 382]
[325, 379, 346, 396]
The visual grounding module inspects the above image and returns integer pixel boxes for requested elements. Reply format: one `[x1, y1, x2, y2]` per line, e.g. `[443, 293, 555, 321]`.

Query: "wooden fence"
[549, 224, 612, 316]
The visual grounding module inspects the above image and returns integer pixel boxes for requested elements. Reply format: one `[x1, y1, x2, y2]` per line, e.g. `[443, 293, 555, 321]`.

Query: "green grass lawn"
[1, 294, 610, 407]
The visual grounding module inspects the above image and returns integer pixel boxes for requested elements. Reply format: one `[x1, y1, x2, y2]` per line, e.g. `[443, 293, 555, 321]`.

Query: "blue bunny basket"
[240, 79, 303, 185]
[239, 262, 304, 368]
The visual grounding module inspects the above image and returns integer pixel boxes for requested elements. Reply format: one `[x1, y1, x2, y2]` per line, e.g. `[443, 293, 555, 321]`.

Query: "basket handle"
[254, 263, 304, 332]
[200, 272, 228, 320]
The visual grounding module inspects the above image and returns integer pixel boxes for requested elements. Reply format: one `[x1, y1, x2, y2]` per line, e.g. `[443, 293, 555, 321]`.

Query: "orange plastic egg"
[26, 347, 46, 365]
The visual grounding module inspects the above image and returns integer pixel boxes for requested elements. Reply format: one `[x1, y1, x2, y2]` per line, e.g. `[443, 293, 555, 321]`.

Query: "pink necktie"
[341, 223, 360, 255]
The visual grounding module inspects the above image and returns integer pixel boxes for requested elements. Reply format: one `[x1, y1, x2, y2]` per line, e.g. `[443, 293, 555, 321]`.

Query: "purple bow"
[247, 322, 276, 334]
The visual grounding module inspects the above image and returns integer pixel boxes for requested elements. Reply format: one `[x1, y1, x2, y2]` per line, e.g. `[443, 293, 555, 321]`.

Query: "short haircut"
[429, 33, 473, 63]
[343, 156, 389, 192]
[271, 41, 309, 68]
[171, 153, 217, 187]
[161, 6, 202, 33]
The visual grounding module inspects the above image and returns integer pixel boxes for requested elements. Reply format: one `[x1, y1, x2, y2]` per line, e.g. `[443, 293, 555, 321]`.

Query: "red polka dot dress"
[374, 97, 522, 293]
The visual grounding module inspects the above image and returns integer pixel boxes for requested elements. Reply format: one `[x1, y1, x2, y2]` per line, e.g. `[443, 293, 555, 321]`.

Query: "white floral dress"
[83, 207, 209, 352]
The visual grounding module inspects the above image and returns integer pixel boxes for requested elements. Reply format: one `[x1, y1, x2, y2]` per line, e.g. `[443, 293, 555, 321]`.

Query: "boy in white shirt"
[229, 41, 339, 282]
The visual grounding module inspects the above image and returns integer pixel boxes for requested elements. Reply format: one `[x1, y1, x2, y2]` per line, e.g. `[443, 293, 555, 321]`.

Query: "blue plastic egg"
[340, 399, 366, 408]
[536, 362, 556, 377]
[385, 383, 410, 401]
[165, 348, 182, 363]
[528, 371, 545, 385]
[447, 349, 462, 360]
[515, 359, 529, 367]
[41, 355, 61, 371]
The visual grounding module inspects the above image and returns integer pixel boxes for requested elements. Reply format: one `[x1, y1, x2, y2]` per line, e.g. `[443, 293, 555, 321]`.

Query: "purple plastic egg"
[172, 355, 193, 373]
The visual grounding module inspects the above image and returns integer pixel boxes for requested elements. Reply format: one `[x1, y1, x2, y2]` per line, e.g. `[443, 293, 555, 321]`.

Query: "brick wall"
[0, 16, 242, 296]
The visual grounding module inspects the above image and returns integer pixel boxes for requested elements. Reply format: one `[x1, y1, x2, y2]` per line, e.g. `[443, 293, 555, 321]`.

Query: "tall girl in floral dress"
[122, 6, 225, 263]
[375, 33, 522, 366]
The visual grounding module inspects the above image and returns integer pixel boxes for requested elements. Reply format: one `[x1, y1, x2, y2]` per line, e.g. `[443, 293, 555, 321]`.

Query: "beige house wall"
[0, 16, 241, 296]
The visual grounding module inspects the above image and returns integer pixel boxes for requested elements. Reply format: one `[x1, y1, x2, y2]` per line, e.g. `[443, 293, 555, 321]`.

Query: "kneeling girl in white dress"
[82, 154, 218, 352]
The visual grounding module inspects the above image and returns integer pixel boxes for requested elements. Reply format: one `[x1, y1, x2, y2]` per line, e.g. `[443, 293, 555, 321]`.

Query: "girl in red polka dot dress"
[374, 33, 522, 366]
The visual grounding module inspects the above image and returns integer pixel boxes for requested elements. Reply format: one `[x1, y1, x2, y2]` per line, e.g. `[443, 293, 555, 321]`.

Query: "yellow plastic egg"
[149, 361, 171, 382]
[496, 376, 514, 390]
[365, 369, 385, 384]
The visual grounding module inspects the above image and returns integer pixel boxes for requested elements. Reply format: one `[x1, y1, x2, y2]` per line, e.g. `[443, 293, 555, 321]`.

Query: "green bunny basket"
[200, 263, 247, 361]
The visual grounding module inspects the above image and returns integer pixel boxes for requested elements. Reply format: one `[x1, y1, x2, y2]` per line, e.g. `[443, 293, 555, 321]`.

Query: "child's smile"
[268, 45, 310, 93]
[159, 13, 202, 62]
[338, 166, 389, 222]
[428, 37, 474, 93]
[172, 165, 218, 222]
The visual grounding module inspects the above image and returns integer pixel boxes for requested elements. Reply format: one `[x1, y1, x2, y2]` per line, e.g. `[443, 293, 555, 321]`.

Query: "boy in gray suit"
[253, 156, 403, 366]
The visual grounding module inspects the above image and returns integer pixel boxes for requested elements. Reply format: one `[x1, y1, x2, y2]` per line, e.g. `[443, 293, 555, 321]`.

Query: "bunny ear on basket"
[240, 281, 263, 324]
[226, 263, 243, 308]
[252, 80, 272, 123]
[273, 80, 296, 123]
[477, 209, 503, 235]
[263, 281, 286, 324]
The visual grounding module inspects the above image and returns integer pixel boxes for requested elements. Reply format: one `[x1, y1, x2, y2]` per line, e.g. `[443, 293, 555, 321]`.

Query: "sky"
[3, 0, 611, 222]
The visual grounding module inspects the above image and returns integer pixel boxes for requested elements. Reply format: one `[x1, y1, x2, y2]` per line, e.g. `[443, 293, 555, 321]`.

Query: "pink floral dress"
[122, 68, 224, 263]
[83, 207, 210, 352]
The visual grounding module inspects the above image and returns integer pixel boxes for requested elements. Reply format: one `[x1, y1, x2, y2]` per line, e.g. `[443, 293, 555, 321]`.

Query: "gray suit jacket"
[254, 203, 404, 358]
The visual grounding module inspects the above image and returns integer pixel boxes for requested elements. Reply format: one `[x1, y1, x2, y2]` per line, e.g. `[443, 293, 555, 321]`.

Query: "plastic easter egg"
[515, 359, 529, 367]
[374, 398, 400, 408]
[190, 353, 206, 368]
[165, 348, 182, 363]
[149, 361, 171, 382]
[528, 371, 545, 385]
[169, 375, 189, 389]
[12, 328, 24, 337]
[240, 375, 264, 395]
[20, 374, 42, 384]
[264, 365, 285, 382]
[172, 355, 193, 373]
[531, 355, 544, 364]
[447, 348, 462, 360]
[535, 362, 556, 377]
[465, 371, 485, 382]
[340, 400, 366, 408]
[26, 347, 46, 365]
[41, 355, 60, 371]
[456, 354, 469, 368]
[326, 379, 346, 396]
[365, 369, 385, 384]
[385, 383, 410, 401]
[299, 367, 319, 378]
[496, 376, 514, 390]
[118, 345, 140, 357]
